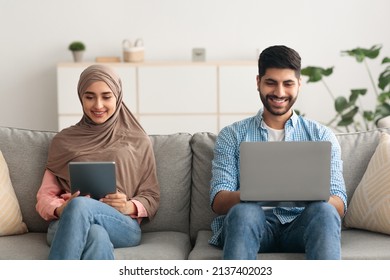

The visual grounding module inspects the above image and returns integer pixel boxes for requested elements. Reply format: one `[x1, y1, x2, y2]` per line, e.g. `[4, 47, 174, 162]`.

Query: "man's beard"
[259, 91, 297, 116]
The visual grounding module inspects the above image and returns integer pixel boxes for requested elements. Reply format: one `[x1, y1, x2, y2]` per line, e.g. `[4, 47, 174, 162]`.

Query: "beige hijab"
[46, 64, 159, 218]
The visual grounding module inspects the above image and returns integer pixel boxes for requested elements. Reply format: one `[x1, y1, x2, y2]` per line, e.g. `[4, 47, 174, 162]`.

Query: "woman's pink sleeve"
[130, 199, 148, 219]
[35, 169, 69, 221]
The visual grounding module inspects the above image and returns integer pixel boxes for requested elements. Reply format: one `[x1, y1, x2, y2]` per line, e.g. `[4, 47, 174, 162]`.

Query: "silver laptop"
[239, 141, 331, 207]
[69, 162, 116, 200]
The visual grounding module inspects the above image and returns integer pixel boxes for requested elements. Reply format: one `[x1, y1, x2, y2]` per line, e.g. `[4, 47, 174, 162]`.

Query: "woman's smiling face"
[81, 81, 117, 124]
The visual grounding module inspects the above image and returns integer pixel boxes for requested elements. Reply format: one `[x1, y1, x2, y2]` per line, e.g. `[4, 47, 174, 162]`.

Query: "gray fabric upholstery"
[190, 132, 217, 244]
[0, 233, 49, 259]
[0, 127, 55, 233]
[340, 229, 390, 259]
[188, 231, 305, 260]
[336, 130, 386, 204]
[1, 126, 390, 259]
[142, 133, 192, 234]
[189, 229, 390, 260]
[115, 231, 192, 260]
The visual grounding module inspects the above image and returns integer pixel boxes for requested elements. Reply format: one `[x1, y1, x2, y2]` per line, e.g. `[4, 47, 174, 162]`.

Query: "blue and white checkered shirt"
[209, 109, 347, 247]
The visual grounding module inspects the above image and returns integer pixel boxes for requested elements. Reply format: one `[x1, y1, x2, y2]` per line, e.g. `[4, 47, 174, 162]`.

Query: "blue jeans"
[47, 197, 141, 260]
[221, 202, 341, 260]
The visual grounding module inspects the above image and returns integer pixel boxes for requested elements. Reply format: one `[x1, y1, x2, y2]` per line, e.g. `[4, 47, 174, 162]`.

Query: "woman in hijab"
[36, 64, 160, 259]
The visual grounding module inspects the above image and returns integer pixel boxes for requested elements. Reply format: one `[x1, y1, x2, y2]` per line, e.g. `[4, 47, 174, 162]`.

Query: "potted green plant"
[301, 44, 390, 132]
[68, 41, 86, 62]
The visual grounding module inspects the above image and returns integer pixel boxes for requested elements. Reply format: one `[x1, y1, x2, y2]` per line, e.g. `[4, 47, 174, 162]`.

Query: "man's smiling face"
[257, 68, 301, 117]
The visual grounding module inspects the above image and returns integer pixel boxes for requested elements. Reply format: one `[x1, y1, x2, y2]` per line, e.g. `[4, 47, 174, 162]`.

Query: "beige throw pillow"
[344, 132, 390, 235]
[0, 151, 28, 236]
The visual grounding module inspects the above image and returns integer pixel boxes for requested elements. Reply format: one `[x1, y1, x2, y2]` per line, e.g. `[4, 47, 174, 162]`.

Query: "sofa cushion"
[0, 150, 28, 236]
[0, 231, 192, 260]
[0, 233, 49, 259]
[188, 230, 305, 260]
[141, 133, 192, 234]
[115, 231, 191, 260]
[341, 229, 390, 259]
[343, 132, 390, 234]
[189, 229, 390, 260]
[335, 128, 390, 205]
[0, 127, 55, 233]
[190, 132, 218, 244]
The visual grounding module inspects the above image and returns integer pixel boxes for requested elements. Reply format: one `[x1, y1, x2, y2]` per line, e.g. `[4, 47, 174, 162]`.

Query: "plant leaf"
[378, 91, 390, 103]
[341, 106, 359, 120]
[364, 45, 382, 59]
[375, 103, 390, 120]
[378, 65, 390, 90]
[341, 44, 381, 62]
[363, 110, 375, 121]
[337, 118, 354, 127]
[334, 96, 348, 113]
[349, 89, 367, 104]
[382, 57, 390, 64]
[301, 66, 333, 83]
[294, 109, 305, 116]
[322, 68, 333, 76]
[337, 107, 358, 128]
[342, 48, 364, 62]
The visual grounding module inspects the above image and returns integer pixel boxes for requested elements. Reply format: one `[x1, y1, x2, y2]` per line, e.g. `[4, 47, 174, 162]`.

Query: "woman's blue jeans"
[47, 197, 141, 260]
[221, 202, 341, 260]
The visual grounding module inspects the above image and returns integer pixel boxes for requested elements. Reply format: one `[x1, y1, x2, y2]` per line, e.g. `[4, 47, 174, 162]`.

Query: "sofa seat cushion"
[190, 229, 390, 260]
[0, 231, 192, 260]
[341, 229, 390, 259]
[0, 233, 49, 259]
[114, 231, 192, 260]
[188, 230, 305, 260]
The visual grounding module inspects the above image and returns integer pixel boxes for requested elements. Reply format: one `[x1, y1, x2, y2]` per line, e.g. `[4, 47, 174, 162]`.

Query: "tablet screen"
[68, 162, 116, 199]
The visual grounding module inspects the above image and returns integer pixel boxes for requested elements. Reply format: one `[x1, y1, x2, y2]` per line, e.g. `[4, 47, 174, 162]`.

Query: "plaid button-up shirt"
[209, 109, 347, 247]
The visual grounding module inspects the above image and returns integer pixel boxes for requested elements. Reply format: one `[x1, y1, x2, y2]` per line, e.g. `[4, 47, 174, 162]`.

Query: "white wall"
[1, 0, 389, 131]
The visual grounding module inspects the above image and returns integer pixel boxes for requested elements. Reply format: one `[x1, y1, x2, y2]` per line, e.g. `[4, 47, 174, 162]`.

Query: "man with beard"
[209, 45, 347, 260]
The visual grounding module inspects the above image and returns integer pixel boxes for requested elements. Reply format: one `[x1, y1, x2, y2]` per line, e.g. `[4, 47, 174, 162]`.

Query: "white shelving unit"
[57, 61, 259, 134]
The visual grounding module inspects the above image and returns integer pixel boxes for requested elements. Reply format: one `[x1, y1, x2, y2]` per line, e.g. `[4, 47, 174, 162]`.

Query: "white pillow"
[0, 150, 28, 236]
[344, 132, 390, 235]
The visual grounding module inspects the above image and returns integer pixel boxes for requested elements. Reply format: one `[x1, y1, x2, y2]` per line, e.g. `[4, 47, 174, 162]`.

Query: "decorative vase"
[72, 51, 84, 62]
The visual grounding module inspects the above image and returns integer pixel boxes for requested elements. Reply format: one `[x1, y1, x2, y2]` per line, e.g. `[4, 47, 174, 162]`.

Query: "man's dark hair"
[258, 45, 301, 78]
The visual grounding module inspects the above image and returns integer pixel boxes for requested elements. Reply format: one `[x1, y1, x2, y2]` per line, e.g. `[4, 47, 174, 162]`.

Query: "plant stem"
[364, 59, 379, 97]
[321, 79, 335, 101]
[326, 113, 340, 128]
[364, 115, 370, 130]
[357, 99, 370, 131]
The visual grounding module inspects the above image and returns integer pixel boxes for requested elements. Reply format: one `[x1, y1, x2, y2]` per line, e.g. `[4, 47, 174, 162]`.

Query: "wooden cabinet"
[57, 61, 258, 134]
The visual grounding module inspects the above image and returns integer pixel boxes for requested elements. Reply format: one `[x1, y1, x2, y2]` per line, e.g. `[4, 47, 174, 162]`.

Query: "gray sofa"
[1, 125, 390, 260]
